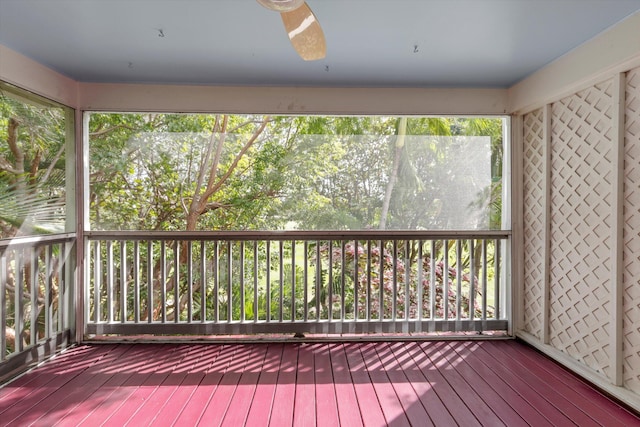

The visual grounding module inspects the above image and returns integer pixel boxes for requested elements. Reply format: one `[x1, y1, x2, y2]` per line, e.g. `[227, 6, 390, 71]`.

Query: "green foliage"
[0, 91, 67, 237]
[87, 113, 505, 232]
[0, 95, 508, 341]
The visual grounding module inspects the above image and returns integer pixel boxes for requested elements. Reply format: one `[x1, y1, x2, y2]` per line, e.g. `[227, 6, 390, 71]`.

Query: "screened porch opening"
[80, 113, 510, 340]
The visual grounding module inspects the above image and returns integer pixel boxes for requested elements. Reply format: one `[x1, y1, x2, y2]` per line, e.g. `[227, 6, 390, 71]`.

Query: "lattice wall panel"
[624, 67, 640, 393]
[522, 108, 545, 339]
[549, 80, 613, 379]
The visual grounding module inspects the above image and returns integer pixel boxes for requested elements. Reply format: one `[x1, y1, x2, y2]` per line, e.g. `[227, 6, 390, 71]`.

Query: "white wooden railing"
[1, 233, 75, 380]
[85, 231, 510, 336]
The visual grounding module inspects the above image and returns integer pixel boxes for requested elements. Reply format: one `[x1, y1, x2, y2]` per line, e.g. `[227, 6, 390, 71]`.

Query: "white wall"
[514, 11, 640, 409]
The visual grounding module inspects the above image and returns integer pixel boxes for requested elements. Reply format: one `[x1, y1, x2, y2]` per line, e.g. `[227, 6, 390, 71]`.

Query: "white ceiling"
[1, 0, 640, 88]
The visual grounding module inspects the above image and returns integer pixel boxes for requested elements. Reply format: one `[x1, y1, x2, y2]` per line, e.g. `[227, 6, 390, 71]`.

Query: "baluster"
[160, 241, 167, 323]
[353, 240, 359, 321]
[266, 240, 271, 322]
[174, 241, 180, 323]
[107, 241, 114, 323]
[253, 241, 258, 323]
[147, 241, 153, 323]
[187, 241, 193, 322]
[303, 240, 309, 322]
[134, 241, 140, 323]
[94, 240, 101, 323]
[482, 239, 488, 321]
[279, 240, 284, 322]
[201, 241, 206, 323]
[417, 241, 423, 323]
[0, 254, 6, 360]
[291, 240, 296, 322]
[120, 240, 127, 323]
[240, 241, 245, 322]
[213, 240, 219, 323]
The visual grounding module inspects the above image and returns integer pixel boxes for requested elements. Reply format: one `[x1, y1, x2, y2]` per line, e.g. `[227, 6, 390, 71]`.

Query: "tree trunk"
[379, 117, 407, 229]
[173, 116, 269, 319]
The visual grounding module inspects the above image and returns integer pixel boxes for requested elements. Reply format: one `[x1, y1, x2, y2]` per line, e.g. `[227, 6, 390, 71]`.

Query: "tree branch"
[205, 115, 229, 193]
[7, 118, 22, 162]
[40, 142, 65, 183]
[0, 156, 22, 174]
[89, 124, 137, 137]
[28, 149, 42, 186]
[200, 116, 270, 203]
[190, 115, 221, 215]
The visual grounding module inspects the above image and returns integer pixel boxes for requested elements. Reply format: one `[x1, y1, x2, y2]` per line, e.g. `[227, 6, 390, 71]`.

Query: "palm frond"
[0, 184, 65, 235]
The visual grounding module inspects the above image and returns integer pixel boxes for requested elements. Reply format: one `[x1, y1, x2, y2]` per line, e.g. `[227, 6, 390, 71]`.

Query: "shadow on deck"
[1, 339, 638, 426]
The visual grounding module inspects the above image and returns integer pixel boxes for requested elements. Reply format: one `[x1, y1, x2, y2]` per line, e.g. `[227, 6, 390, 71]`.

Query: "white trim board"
[517, 331, 640, 411]
[0, 45, 78, 108]
[77, 83, 508, 116]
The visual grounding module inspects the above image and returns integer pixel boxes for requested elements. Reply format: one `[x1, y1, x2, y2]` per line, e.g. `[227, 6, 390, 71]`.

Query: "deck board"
[172, 344, 234, 425]
[198, 343, 255, 425]
[268, 343, 298, 426]
[436, 341, 528, 426]
[0, 345, 99, 401]
[328, 344, 363, 427]
[221, 344, 268, 426]
[149, 345, 221, 426]
[313, 343, 340, 427]
[30, 344, 133, 426]
[375, 342, 433, 427]
[422, 341, 499, 426]
[498, 340, 640, 427]
[1, 339, 638, 427]
[125, 344, 206, 426]
[73, 344, 178, 426]
[401, 341, 479, 426]
[386, 342, 456, 426]
[0, 345, 116, 425]
[343, 342, 390, 427]
[244, 343, 282, 427]
[100, 344, 192, 425]
[293, 344, 316, 426]
[451, 341, 558, 426]
[359, 342, 411, 426]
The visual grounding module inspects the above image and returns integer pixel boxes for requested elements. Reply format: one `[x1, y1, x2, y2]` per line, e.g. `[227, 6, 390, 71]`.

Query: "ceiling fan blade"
[256, 0, 305, 12]
[280, 2, 326, 61]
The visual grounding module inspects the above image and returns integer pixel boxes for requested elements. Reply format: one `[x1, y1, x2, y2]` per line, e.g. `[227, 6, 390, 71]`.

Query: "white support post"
[64, 107, 79, 344]
[611, 72, 626, 387]
[542, 103, 552, 345]
[509, 115, 522, 335]
[74, 110, 89, 343]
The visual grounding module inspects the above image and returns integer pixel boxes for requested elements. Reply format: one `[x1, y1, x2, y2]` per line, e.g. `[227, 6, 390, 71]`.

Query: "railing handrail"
[0, 232, 76, 249]
[1, 234, 74, 376]
[85, 231, 510, 336]
[86, 230, 511, 241]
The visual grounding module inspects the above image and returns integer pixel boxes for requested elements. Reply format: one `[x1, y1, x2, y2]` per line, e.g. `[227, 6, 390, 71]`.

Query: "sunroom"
[1, 0, 640, 424]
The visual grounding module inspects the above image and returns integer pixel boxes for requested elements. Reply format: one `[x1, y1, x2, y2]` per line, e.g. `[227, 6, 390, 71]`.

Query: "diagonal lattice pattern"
[623, 66, 640, 393]
[548, 79, 613, 379]
[522, 108, 545, 339]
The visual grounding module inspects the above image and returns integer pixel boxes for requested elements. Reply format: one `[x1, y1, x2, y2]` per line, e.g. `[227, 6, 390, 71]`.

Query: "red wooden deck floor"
[1, 340, 638, 426]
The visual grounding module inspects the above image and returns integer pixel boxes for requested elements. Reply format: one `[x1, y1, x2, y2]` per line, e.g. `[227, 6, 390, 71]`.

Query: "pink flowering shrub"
[312, 241, 494, 320]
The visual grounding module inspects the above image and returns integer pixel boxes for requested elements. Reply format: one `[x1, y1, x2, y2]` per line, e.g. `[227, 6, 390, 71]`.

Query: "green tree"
[1, 88, 68, 354]
[0, 93, 67, 237]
